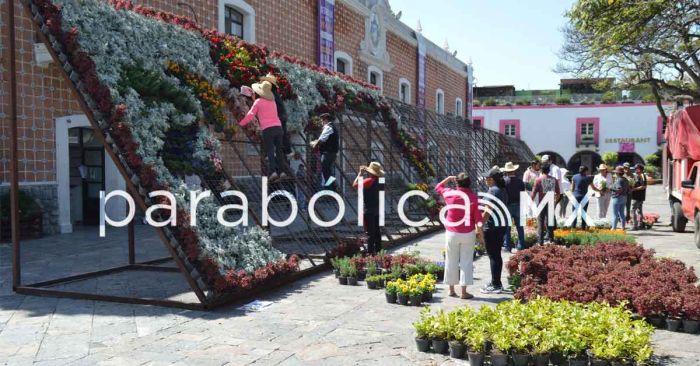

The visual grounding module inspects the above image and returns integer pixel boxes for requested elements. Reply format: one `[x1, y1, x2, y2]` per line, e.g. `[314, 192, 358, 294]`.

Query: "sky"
[395, 0, 577, 90]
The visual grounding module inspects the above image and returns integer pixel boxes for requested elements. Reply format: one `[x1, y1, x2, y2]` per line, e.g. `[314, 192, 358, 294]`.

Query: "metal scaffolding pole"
[8, 0, 22, 289]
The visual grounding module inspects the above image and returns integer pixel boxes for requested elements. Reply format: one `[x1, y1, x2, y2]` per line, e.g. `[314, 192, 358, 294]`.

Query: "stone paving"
[0, 185, 698, 365]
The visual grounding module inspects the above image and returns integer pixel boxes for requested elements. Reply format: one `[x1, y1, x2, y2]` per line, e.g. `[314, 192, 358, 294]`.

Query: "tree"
[558, 0, 700, 120]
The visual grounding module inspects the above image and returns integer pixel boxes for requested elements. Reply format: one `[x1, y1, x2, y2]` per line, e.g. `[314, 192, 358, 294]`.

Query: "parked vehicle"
[663, 104, 700, 248]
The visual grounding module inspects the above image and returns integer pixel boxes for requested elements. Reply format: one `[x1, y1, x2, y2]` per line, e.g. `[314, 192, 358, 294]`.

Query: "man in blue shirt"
[570, 166, 593, 229]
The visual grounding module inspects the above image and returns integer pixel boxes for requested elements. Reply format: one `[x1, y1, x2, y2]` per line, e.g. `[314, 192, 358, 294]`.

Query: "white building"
[473, 103, 669, 172]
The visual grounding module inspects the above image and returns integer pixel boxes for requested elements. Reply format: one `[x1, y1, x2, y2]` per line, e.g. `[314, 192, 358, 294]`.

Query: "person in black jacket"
[353, 162, 385, 254]
[260, 73, 294, 160]
[310, 113, 338, 189]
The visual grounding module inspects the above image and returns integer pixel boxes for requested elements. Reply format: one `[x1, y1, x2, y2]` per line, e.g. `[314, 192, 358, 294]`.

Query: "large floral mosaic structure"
[20, 0, 532, 307]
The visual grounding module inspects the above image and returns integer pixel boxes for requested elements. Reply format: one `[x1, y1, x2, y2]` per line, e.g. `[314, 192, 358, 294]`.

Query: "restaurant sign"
[604, 137, 651, 144]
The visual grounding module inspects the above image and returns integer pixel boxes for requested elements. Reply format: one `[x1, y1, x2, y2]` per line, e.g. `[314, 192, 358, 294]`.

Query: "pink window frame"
[576, 117, 600, 145]
[657, 116, 665, 145]
[499, 119, 520, 139]
[472, 116, 484, 129]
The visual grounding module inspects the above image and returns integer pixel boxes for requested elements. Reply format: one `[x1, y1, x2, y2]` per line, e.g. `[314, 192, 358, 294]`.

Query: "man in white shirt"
[541, 155, 562, 183]
[592, 164, 613, 219]
[310, 114, 338, 189]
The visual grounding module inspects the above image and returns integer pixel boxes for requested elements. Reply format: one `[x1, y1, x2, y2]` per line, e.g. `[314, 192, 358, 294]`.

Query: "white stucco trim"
[334, 51, 354, 76]
[436, 89, 445, 114]
[398, 78, 411, 104]
[218, 0, 256, 43]
[55, 115, 125, 234]
[455, 97, 463, 117]
[367, 65, 384, 93]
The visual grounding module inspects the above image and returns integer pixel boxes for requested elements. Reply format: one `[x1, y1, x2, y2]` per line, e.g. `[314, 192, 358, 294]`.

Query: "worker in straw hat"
[259, 73, 294, 160]
[592, 163, 613, 219]
[238, 80, 290, 181]
[353, 162, 385, 254]
[500, 162, 525, 253]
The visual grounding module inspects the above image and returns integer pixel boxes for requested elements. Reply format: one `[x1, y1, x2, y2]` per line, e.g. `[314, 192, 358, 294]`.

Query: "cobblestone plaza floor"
[1, 185, 699, 365]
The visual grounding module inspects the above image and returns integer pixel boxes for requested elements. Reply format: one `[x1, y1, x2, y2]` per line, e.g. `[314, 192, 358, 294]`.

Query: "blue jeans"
[503, 203, 526, 250]
[612, 196, 627, 230]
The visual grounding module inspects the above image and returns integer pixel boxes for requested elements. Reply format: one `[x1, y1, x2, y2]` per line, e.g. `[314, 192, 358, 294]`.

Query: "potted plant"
[465, 323, 487, 366]
[682, 294, 700, 334]
[532, 329, 555, 366]
[385, 281, 398, 304]
[561, 331, 588, 366]
[490, 329, 512, 366]
[346, 263, 358, 286]
[413, 307, 433, 353]
[365, 275, 380, 290]
[330, 258, 340, 278]
[337, 258, 349, 285]
[409, 287, 423, 307]
[366, 260, 378, 277]
[663, 294, 683, 332]
[424, 262, 443, 281]
[430, 310, 449, 354]
[447, 310, 468, 359]
[511, 331, 531, 366]
[589, 336, 622, 366]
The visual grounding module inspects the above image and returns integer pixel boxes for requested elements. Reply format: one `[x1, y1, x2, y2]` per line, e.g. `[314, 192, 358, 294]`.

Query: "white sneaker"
[510, 248, 519, 254]
[269, 173, 279, 181]
[279, 172, 288, 180]
[325, 176, 336, 186]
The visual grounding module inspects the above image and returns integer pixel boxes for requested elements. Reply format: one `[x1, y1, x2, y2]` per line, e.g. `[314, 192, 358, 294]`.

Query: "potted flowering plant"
[682, 294, 700, 334]
[465, 322, 488, 366]
[395, 280, 411, 305]
[663, 294, 684, 332]
[337, 258, 350, 285]
[365, 274, 381, 290]
[490, 328, 513, 366]
[429, 310, 450, 354]
[346, 264, 358, 286]
[413, 307, 433, 352]
[384, 281, 398, 304]
[532, 329, 555, 366]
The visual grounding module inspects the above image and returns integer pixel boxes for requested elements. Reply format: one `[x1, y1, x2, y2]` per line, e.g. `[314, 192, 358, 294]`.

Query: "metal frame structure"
[6, 0, 533, 310]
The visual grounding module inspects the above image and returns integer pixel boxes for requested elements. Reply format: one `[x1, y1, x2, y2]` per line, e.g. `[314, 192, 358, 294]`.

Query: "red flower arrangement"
[508, 242, 700, 319]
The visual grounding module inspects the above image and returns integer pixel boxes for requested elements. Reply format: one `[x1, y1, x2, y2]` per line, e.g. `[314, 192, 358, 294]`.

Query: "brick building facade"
[0, 0, 471, 234]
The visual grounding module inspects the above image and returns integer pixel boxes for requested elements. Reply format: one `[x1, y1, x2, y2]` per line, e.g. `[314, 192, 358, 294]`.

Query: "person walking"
[611, 166, 631, 230]
[479, 167, 509, 294]
[558, 168, 571, 219]
[238, 81, 289, 181]
[352, 162, 385, 254]
[623, 162, 634, 222]
[435, 173, 483, 299]
[500, 162, 526, 253]
[260, 73, 295, 160]
[592, 164, 613, 219]
[310, 113, 338, 190]
[531, 164, 561, 244]
[570, 166, 593, 229]
[630, 164, 648, 230]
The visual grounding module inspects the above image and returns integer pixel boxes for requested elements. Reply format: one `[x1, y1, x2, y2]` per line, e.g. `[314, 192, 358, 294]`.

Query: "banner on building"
[318, 0, 335, 70]
[467, 65, 473, 121]
[416, 32, 427, 110]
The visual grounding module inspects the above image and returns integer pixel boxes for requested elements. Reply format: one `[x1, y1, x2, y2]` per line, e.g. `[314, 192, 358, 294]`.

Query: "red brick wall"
[385, 33, 417, 104]
[248, 0, 317, 63]
[425, 55, 467, 117]
[334, 1, 365, 79]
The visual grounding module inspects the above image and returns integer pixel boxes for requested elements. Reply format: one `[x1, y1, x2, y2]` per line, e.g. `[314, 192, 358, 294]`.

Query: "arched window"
[334, 51, 353, 76]
[218, 0, 256, 43]
[435, 89, 445, 114]
[455, 98, 463, 117]
[367, 65, 383, 93]
[398, 78, 411, 104]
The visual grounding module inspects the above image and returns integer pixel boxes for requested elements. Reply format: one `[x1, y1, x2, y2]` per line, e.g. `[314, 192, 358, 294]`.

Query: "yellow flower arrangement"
[387, 273, 436, 296]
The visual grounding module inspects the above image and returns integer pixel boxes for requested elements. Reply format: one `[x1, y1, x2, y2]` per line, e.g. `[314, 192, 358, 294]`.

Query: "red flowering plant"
[663, 294, 685, 319]
[683, 291, 700, 320]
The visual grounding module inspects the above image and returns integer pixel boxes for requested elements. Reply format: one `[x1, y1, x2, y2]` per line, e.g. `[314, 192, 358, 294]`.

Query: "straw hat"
[500, 161, 520, 172]
[366, 162, 385, 177]
[251, 81, 274, 100]
[541, 154, 551, 162]
[623, 162, 631, 168]
[259, 73, 278, 87]
[598, 163, 608, 171]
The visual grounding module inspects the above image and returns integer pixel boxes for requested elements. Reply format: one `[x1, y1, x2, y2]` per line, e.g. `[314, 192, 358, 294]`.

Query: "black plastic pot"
[533, 353, 550, 366]
[385, 292, 397, 304]
[422, 291, 433, 302]
[490, 351, 508, 366]
[568, 357, 587, 366]
[590, 357, 610, 366]
[666, 318, 681, 332]
[397, 293, 409, 306]
[415, 338, 430, 352]
[549, 352, 565, 366]
[448, 341, 465, 359]
[432, 339, 448, 354]
[467, 351, 485, 366]
[347, 277, 358, 286]
[512, 352, 529, 366]
[683, 319, 699, 334]
[357, 270, 367, 281]
[338, 276, 348, 285]
[647, 316, 665, 328]
[366, 280, 378, 290]
[410, 294, 422, 306]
